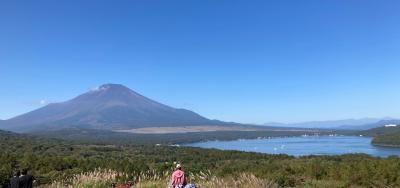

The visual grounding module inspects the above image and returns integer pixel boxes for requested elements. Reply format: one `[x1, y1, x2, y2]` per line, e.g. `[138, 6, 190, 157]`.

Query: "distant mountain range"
[264, 118, 400, 130]
[359, 124, 400, 136]
[0, 84, 226, 133]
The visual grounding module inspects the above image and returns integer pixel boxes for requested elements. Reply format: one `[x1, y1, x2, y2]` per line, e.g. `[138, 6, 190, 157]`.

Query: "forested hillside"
[373, 133, 400, 147]
[360, 125, 400, 136]
[359, 125, 400, 147]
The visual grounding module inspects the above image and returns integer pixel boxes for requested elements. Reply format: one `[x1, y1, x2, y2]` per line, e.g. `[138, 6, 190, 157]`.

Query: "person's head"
[13, 170, 20, 177]
[176, 163, 182, 170]
[21, 169, 28, 175]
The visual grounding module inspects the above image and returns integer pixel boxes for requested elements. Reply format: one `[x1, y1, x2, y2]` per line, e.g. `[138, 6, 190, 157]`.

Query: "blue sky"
[1, 0, 400, 123]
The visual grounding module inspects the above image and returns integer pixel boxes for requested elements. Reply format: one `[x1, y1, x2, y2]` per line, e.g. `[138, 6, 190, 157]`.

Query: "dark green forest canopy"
[1, 129, 400, 187]
[373, 133, 400, 146]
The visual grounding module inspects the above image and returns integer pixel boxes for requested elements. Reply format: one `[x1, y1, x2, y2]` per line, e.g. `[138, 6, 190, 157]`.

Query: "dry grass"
[197, 173, 278, 188]
[38, 168, 277, 188]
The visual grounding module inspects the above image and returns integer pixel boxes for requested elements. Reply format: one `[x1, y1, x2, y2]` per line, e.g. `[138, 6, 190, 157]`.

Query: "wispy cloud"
[91, 86, 100, 91]
[40, 100, 47, 105]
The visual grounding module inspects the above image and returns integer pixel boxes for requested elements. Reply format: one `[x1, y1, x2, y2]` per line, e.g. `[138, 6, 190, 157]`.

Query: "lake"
[187, 136, 400, 157]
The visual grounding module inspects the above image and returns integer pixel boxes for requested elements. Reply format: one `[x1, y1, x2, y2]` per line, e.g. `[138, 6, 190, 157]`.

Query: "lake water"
[187, 136, 400, 157]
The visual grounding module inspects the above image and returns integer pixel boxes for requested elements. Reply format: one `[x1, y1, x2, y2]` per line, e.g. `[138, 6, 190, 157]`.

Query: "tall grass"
[39, 168, 277, 188]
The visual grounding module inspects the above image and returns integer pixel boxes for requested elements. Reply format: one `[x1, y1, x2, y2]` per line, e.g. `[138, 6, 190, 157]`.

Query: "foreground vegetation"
[39, 169, 278, 188]
[1, 130, 400, 187]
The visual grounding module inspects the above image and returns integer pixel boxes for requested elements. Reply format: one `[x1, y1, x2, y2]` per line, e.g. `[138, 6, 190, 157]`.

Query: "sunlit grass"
[38, 168, 277, 188]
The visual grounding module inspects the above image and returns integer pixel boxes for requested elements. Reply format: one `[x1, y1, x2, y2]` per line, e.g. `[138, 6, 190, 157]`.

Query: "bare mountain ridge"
[0, 84, 223, 133]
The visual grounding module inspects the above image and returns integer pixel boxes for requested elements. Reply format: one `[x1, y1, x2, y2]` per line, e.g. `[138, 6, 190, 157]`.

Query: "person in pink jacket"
[171, 164, 187, 188]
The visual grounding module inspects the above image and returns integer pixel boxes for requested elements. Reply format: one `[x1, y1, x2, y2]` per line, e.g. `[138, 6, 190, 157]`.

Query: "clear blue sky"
[1, 0, 400, 124]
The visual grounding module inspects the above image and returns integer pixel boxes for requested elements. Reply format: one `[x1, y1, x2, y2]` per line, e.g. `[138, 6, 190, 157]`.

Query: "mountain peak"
[1, 84, 213, 132]
[88, 83, 143, 98]
[92, 83, 130, 92]
[74, 83, 153, 106]
[100, 83, 128, 89]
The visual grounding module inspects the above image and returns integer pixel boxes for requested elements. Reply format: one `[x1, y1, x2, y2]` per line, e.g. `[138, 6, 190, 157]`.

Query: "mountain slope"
[0, 84, 219, 133]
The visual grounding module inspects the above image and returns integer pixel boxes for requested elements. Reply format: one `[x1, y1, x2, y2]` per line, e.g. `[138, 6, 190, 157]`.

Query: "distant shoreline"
[113, 125, 320, 134]
[372, 143, 400, 148]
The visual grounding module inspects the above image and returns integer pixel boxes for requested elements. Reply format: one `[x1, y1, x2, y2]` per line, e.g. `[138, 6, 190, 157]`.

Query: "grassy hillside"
[2, 129, 400, 187]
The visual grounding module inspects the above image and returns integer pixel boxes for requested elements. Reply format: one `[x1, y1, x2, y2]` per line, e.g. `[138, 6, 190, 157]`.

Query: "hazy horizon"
[1, 1, 400, 124]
